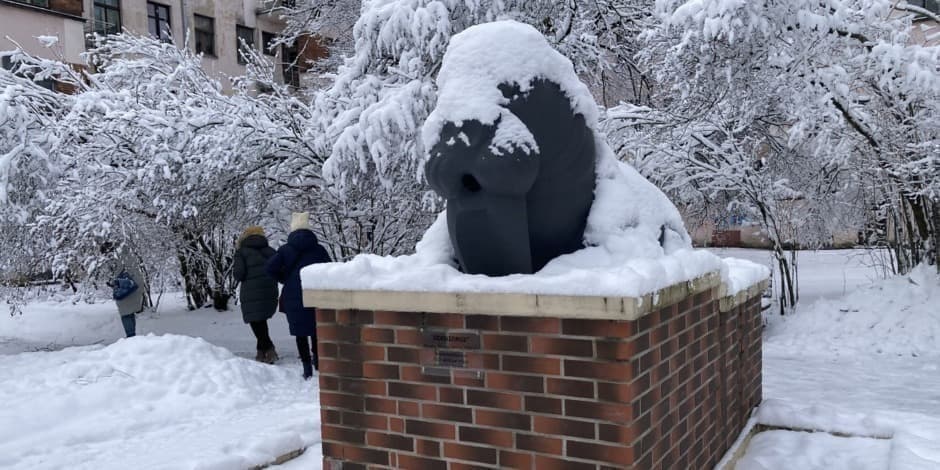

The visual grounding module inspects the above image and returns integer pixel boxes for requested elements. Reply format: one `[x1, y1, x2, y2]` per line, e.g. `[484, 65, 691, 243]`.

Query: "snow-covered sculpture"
[303, 21, 751, 299]
[424, 21, 679, 276]
[424, 75, 597, 275]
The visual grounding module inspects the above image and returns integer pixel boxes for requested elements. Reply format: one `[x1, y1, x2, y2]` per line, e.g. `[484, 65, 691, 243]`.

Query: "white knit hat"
[290, 212, 310, 232]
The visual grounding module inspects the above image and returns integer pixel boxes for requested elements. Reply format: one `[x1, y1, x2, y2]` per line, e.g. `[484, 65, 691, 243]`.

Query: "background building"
[1, 0, 326, 91]
[0, 0, 86, 77]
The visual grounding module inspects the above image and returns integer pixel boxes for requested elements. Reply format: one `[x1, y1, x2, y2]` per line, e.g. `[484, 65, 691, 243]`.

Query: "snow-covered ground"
[736, 429, 892, 470]
[707, 247, 893, 305]
[721, 251, 940, 470]
[0, 297, 322, 469]
[0, 295, 299, 357]
[2, 249, 938, 469]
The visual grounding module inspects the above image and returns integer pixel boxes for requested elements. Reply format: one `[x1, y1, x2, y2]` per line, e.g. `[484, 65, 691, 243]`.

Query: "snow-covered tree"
[0, 45, 76, 293]
[305, 0, 654, 188]
[0, 28, 442, 306]
[274, 0, 361, 79]
[6, 0, 932, 317]
[0, 35, 285, 308]
[604, 0, 940, 311]
[252, 0, 658, 263]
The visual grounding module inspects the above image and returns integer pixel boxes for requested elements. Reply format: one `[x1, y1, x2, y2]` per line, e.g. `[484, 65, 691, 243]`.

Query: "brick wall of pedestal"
[314, 287, 763, 469]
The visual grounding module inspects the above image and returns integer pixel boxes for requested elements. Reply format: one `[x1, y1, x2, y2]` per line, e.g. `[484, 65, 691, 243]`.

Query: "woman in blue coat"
[266, 212, 331, 379]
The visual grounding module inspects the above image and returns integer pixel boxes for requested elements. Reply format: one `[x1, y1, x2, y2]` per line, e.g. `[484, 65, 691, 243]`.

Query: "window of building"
[236, 25, 255, 64]
[92, 0, 121, 36]
[261, 31, 277, 56]
[147, 2, 171, 42]
[194, 14, 215, 56]
[11, 0, 50, 8]
[282, 44, 300, 88]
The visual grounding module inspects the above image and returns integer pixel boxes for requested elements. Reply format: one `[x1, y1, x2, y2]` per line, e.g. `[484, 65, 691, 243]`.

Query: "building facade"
[0, 0, 86, 66]
[81, 0, 301, 89]
[1, 0, 320, 91]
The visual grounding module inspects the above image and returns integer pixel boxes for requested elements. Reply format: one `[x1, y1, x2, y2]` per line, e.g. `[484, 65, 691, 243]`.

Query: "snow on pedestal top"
[301, 20, 768, 299]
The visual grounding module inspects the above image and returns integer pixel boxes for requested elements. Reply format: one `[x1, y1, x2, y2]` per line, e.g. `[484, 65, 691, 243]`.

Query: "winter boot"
[262, 347, 279, 364]
[302, 360, 313, 380]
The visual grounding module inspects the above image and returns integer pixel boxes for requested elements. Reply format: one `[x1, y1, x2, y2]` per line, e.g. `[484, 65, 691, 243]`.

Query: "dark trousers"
[120, 314, 136, 338]
[296, 333, 319, 371]
[249, 320, 275, 351]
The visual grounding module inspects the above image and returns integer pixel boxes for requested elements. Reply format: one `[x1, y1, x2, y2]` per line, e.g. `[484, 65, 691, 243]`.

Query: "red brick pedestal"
[307, 274, 765, 469]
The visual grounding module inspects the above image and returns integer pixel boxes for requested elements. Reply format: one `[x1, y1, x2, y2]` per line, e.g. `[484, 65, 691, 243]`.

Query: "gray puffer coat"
[233, 234, 278, 323]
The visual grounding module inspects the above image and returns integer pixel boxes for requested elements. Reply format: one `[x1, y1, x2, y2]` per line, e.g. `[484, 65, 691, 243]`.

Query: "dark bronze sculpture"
[424, 79, 597, 276]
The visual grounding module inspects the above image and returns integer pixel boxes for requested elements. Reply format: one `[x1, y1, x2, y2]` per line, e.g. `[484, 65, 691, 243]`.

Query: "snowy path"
[765, 352, 940, 420]
[739, 261, 940, 470]
[707, 248, 892, 304]
[0, 296, 297, 358]
[736, 429, 892, 470]
[753, 352, 940, 470]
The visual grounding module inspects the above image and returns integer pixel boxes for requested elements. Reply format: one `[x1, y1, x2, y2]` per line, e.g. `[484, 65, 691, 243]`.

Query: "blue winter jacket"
[265, 229, 331, 335]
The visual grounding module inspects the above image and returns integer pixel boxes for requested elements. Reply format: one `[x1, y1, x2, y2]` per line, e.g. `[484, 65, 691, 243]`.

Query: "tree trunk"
[931, 199, 940, 271]
[64, 272, 78, 293]
[177, 246, 210, 310]
[887, 204, 911, 274]
[790, 248, 799, 305]
[210, 289, 230, 311]
[773, 247, 797, 315]
[194, 227, 237, 312]
[900, 199, 921, 273]
[755, 201, 798, 314]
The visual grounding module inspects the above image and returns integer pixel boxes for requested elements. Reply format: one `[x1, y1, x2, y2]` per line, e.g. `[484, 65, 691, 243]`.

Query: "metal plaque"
[436, 350, 466, 368]
[421, 328, 481, 349]
[419, 328, 483, 379]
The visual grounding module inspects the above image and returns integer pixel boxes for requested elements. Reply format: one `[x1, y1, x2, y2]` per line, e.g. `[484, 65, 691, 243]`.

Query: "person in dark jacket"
[265, 212, 331, 379]
[233, 226, 279, 364]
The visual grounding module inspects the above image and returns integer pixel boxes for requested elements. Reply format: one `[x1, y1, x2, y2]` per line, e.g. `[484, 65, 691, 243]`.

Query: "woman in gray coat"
[105, 245, 145, 338]
[233, 226, 279, 363]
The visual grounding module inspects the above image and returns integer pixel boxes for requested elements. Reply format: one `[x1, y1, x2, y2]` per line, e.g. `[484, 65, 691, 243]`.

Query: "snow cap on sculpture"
[421, 21, 599, 157]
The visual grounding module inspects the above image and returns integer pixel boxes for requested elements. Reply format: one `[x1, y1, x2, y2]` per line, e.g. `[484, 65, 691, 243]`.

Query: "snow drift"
[0, 334, 318, 470]
[765, 263, 940, 357]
